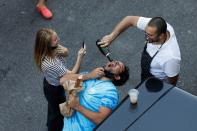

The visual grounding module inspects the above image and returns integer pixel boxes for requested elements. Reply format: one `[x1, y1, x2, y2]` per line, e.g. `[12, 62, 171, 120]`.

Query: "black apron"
[141, 43, 163, 82]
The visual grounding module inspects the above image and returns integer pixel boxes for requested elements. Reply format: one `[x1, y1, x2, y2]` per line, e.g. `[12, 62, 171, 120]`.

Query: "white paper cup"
[128, 89, 139, 104]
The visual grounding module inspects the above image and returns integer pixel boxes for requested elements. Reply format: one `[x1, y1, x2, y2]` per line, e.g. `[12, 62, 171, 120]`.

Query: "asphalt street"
[0, 0, 197, 131]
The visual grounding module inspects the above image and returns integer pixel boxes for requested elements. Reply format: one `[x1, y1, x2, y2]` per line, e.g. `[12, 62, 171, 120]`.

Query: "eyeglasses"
[144, 31, 157, 38]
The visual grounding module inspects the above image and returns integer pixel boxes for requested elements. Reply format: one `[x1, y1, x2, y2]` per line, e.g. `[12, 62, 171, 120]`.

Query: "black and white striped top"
[41, 56, 68, 86]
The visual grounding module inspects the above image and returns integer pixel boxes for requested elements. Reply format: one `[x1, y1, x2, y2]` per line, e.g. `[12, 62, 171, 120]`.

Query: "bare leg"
[37, 0, 46, 7]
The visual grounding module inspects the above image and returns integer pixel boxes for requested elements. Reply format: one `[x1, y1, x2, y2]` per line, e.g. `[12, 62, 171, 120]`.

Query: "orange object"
[36, 6, 53, 19]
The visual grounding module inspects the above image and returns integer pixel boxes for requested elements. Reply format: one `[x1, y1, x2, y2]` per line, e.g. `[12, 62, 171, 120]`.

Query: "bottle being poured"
[96, 39, 113, 62]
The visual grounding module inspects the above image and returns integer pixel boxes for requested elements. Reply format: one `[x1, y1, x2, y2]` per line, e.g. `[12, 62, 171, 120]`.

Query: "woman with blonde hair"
[34, 28, 86, 131]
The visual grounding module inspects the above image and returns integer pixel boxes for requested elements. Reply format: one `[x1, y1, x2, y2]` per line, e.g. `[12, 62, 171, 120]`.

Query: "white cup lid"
[128, 89, 139, 96]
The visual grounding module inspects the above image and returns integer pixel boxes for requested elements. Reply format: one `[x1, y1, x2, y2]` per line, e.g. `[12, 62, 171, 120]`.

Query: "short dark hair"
[148, 17, 167, 36]
[112, 66, 130, 86]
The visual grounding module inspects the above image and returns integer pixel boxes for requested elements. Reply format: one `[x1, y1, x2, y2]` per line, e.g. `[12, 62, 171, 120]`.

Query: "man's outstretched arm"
[99, 16, 140, 47]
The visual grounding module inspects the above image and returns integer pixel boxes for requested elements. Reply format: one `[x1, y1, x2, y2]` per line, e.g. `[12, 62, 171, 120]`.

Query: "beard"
[145, 35, 160, 43]
[103, 66, 115, 79]
[146, 38, 159, 43]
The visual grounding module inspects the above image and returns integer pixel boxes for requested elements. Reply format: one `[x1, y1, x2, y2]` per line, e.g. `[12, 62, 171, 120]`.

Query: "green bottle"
[96, 39, 113, 62]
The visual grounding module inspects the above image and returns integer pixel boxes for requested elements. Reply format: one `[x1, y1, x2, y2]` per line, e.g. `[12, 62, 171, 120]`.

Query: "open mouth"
[106, 61, 116, 68]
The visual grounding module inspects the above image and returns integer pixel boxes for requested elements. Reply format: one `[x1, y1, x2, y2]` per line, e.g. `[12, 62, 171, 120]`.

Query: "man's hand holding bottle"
[98, 33, 114, 47]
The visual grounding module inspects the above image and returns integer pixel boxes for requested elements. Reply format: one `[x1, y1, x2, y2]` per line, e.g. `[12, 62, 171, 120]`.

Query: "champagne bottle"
[96, 39, 113, 62]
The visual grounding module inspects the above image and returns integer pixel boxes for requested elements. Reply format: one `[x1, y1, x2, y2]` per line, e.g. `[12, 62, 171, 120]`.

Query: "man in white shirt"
[98, 16, 181, 85]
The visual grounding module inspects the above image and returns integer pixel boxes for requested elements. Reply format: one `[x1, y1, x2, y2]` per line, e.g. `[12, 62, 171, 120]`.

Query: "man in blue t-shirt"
[60, 60, 129, 131]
